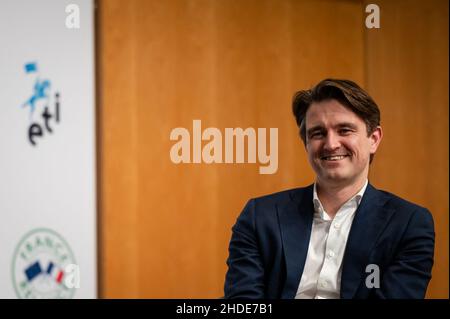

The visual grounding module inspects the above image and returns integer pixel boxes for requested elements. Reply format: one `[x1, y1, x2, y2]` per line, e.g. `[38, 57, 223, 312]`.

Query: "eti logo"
[21, 62, 61, 146]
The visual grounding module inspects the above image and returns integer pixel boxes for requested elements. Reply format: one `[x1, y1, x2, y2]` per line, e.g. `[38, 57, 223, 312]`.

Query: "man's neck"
[316, 177, 367, 218]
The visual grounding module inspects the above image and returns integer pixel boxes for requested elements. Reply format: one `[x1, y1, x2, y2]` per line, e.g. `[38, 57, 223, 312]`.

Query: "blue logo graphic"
[20, 62, 61, 146]
[22, 62, 52, 118]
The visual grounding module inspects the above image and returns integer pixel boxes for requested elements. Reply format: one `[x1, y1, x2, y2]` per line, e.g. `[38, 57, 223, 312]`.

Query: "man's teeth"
[323, 155, 347, 161]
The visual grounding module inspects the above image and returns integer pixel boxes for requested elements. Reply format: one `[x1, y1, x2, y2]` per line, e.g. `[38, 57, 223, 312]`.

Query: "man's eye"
[339, 129, 352, 135]
[310, 132, 323, 138]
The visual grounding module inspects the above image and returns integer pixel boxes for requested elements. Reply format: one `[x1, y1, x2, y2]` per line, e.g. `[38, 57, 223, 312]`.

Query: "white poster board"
[0, 0, 96, 298]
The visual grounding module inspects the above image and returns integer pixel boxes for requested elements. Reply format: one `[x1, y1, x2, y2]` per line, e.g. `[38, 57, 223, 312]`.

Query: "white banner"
[0, 0, 96, 298]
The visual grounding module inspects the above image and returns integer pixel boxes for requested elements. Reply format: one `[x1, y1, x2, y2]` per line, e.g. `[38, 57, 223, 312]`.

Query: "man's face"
[304, 99, 382, 187]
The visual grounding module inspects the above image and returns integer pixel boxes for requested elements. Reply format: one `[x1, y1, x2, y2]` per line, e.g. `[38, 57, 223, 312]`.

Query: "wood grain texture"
[365, 0, 448, 298]
[98, 0, 447, 298]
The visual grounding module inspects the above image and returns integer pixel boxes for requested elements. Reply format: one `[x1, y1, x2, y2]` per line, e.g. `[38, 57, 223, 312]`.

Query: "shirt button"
[334, 223, 340, 229]
[320, 280, 328, 288]
[327, 251, 335, 258]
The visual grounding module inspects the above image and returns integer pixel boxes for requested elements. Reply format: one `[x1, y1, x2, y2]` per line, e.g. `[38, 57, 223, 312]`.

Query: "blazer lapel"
[277, 185, 314, 299]
[340, 183, 395, 298]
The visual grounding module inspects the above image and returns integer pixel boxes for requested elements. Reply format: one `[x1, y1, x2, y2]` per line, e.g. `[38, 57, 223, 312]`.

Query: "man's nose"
[323, 131, 340, 150]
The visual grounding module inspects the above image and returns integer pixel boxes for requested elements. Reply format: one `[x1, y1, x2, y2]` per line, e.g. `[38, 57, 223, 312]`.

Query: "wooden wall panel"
[99, 0, 365, 298]
[98, 0, 140, 298]
[99, 0, 450, 299]
[365, 0, 448, 298]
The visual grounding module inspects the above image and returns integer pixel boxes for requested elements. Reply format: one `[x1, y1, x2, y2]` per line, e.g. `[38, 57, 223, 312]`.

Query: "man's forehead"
[306, 100, 362, 125]
[307, 99, 354, 115]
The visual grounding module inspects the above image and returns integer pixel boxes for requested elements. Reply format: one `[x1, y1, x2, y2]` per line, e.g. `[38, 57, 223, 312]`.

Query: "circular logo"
[11, 228, 77, 299]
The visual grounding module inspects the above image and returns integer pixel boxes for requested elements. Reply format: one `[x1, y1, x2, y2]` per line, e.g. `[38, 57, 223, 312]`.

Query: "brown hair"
[292, 79, 381, 163]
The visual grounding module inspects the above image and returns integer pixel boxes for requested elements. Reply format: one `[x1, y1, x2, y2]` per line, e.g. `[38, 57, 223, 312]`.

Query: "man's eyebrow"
[306, 122, 358, 135]
[306, 125, 325, 135]
[336, 122, 358, 129]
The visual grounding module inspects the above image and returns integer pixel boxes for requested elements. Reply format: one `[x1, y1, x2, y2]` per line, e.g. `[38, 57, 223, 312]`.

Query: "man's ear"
[369, 126, 383, 154]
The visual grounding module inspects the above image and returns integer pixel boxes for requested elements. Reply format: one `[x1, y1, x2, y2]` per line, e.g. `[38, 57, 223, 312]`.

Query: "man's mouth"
[321, 155, 349, 161]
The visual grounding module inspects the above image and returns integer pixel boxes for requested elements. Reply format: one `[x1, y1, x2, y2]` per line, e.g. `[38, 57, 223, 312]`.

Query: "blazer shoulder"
[250, 185, 312, 208]
[375, 188, 433, 220]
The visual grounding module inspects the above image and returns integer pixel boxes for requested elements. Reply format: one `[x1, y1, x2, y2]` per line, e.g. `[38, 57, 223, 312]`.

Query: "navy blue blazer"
[224, 183, 435, 299]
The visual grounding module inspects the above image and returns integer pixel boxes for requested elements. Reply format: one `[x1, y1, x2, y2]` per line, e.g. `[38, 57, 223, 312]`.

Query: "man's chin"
[319, 170, 350, 184]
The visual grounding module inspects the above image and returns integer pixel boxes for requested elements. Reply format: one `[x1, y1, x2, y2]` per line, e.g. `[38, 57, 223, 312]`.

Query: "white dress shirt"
[295, 179, 368, 299]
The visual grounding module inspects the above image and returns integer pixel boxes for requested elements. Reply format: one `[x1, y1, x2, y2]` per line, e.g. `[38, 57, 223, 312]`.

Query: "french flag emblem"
[24, 261, 42, 282]
[46, 261, 65, 284]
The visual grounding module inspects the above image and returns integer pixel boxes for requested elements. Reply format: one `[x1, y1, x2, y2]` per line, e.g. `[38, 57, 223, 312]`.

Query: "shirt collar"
[313, 179, 368, 220]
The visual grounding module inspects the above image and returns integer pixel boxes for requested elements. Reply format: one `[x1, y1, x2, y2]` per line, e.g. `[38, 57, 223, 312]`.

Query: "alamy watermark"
[169, 120, 278, 174]
[365, 264, 380, 289]
[65, 4, 80, 29]
[365, 4, 380, 29]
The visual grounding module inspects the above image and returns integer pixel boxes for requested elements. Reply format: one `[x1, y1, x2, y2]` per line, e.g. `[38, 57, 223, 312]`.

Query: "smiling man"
[224, 79, 435, 299]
